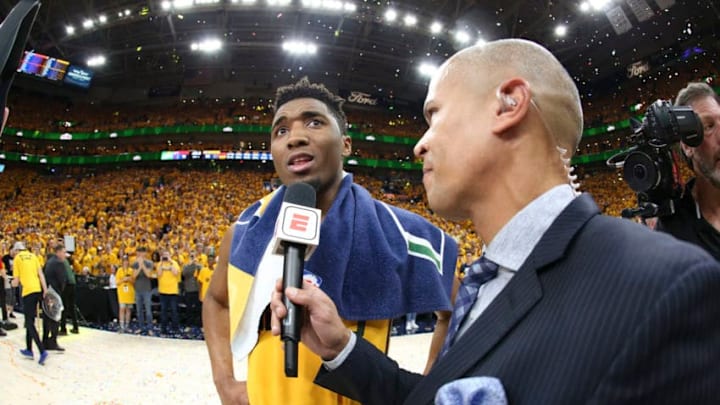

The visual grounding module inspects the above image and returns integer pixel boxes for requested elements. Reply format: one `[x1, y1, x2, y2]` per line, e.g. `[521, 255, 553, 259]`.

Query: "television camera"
[607, 99, 703, 219]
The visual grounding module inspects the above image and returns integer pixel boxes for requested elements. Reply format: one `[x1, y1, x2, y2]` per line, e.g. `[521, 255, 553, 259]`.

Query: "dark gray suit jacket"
[315, 194, 720, 404]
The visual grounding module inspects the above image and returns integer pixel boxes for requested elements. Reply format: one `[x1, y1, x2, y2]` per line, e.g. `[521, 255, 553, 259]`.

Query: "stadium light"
[589, 0, 612, 11]
[98, 14, 107, 24]
[124, 9, 131, 16]
[454, 30, 470, 44]
[429, 21, 443, 34]
[324, 1, 344, 10]
[403, 14, 417, 27]
[267, 0, 292, 6]
[66, 25, 75, 35]
[173, 0, 194, 9]
[476, 37, 487, 46]
[282, 40, 318, 55]
[87, 55, 106, 67]
[555, 24, 567, 37]
[301, 0, 354, 11]
[161, 0, 224, 9]
[579, 2, 591, 12]
[82, 19, 94, 29]
[384, 9, 397, 22]
[191, 38, 223, 52]
[418, 61, 438, 78]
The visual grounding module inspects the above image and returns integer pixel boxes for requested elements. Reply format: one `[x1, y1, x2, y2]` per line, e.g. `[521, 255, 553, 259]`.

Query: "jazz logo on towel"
[280, 205, 320, 243]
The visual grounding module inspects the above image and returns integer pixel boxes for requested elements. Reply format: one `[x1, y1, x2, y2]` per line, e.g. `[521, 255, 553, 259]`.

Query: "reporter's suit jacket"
[315, 194, 720, 404]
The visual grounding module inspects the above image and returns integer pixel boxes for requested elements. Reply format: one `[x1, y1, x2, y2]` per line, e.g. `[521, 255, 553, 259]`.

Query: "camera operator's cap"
[12, 241, 26, 250]
[0, 0, 41, 134]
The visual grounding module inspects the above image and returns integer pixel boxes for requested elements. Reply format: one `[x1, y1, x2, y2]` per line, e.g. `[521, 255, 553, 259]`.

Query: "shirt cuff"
[322, 330, 356, 371]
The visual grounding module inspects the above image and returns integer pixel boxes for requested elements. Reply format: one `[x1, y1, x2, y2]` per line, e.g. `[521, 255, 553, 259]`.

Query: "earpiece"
[496, 88, 517, 112]
[504, 96, 517, 107]
[499, 95, 517, 112]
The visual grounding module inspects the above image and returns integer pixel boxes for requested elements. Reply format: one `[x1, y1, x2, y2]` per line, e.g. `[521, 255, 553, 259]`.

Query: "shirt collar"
[484, 184, 578, 271]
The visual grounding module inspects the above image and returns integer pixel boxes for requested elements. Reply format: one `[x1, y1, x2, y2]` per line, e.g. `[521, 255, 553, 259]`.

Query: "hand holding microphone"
[269, 275, 352, 367]
[272, 182, 321, 377]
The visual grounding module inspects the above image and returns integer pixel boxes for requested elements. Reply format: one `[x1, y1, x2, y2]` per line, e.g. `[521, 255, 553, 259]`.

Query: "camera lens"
[633, 164, 647, 180]
[624, 150, 659, 193]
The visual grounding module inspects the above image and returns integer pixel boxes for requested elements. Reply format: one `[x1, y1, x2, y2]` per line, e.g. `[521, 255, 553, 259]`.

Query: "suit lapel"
[404, 194, 600, 404]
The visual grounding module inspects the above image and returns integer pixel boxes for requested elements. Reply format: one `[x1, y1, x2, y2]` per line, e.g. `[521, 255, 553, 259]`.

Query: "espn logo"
[280, 206, 320, 241]
[290, 213, 310, 233]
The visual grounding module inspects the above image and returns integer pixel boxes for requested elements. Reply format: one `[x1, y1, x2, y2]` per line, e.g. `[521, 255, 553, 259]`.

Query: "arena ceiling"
[5, 0, 720, 105]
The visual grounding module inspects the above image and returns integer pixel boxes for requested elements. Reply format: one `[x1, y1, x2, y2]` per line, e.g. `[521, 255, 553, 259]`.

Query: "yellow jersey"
[116, 266, 136, 304]
[157, 259, 180, 294]
[14, 250, 42, 296]
[247, 319, 391, 405]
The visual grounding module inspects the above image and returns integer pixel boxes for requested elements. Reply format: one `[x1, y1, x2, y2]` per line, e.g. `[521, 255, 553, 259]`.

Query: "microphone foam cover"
[283, 182, 316, 208]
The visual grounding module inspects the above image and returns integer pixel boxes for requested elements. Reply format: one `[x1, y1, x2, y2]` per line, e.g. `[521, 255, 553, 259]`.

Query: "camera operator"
[655, 82, 720, 260]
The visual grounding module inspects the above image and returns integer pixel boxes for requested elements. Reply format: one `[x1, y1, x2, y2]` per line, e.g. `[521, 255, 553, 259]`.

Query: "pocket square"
[434, 376, 507, 405]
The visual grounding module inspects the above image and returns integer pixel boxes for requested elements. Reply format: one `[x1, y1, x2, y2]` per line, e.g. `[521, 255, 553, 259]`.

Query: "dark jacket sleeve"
[314, 337, 424, 405]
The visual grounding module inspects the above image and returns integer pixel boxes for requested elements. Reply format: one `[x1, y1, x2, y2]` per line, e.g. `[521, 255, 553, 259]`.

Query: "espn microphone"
[273, 182, 320, 377]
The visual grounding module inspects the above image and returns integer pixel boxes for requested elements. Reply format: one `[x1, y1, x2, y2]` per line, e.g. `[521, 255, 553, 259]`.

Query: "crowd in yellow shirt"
[0, 167, 274, 274]
[0, 164, 665, 280]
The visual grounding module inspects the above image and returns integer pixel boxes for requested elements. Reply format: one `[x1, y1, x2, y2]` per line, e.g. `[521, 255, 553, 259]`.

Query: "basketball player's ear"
[341, 135, 352, 157]
[492, 78, 531, 135]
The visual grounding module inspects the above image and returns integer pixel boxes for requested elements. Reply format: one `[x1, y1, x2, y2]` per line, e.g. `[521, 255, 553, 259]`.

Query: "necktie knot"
[463, 256, 500, 287]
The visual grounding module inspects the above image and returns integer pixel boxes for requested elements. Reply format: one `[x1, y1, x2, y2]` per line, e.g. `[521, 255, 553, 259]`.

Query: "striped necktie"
[440, 255, 499, 358]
